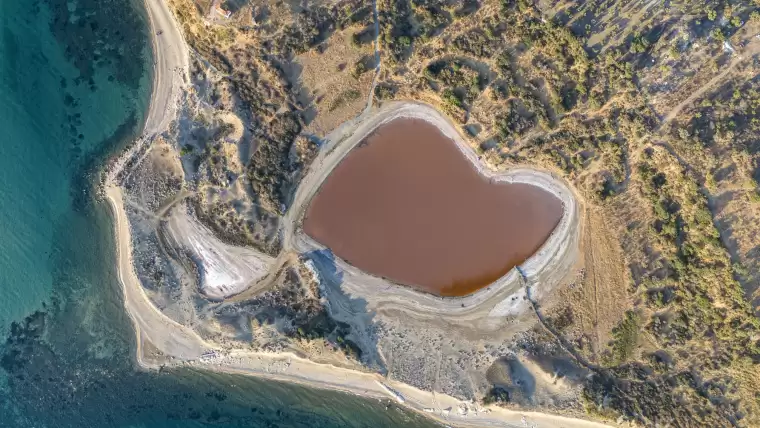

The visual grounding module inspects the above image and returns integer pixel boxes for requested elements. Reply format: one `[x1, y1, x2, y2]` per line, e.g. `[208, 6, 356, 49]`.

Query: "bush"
[442, 88, 463, 109]
[351, 54, 376, 79]
[328, 89, 361, 111]
[483, 387, 510, 405]
[374, 83, 395, 100]
[605, 311, 640, 365]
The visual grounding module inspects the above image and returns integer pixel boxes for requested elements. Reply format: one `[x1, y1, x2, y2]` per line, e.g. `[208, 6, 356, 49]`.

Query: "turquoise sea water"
[0, 1, 436, 426]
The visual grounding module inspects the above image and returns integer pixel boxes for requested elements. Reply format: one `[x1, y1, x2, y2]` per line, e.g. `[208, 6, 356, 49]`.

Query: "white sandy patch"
[165, 206, 274, 299]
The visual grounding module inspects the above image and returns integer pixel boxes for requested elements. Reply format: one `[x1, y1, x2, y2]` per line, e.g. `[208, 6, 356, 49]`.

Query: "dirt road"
[661, 39, 760, 127]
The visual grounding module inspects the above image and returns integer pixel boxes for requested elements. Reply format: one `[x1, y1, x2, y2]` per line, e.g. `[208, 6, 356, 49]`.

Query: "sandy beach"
[102, 1, 609, 427]
[106, 184, 608, 428]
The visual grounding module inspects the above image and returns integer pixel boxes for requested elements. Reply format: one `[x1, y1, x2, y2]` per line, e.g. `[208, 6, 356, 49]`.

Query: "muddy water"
[304, 118, 563, 297]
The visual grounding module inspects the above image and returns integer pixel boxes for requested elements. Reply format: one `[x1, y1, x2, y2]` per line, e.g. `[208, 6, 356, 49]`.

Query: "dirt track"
[661, 38, 760, 127]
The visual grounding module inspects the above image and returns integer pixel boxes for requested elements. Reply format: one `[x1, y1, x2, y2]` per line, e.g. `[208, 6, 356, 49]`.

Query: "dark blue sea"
[0, 0, 436, 426]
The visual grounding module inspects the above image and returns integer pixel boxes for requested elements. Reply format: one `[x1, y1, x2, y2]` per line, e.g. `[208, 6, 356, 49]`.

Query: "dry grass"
[297, 30, 375, 136]
[577, 208, 629, 359]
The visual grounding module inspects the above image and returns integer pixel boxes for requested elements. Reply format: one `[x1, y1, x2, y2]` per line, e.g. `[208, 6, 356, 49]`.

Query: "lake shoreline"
[287, 101, 581, 320]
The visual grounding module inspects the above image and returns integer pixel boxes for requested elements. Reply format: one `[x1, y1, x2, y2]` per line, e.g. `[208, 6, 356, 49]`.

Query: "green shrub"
[442, 88, 463, 109]
[606, 311, 640, 365]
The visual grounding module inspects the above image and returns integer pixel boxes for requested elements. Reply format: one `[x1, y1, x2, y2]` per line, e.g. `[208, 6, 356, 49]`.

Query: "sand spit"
[107, 187, 210, 360]
[287, 102, 581, 323]
[106, 0, 189, 184]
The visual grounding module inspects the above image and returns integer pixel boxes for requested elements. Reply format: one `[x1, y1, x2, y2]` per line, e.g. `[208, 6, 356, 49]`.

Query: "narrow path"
[588, 211, 602, 353]
[661, 40, 759, 127]
[123, 190, 193, 224]
[521, 278, 653, 426]
[522, 277, 599, 372]
[155, 189, 194, 218]
[614, 39, 759, 195]
[364, 0, 381, 114]
[124, 198, 162, 223]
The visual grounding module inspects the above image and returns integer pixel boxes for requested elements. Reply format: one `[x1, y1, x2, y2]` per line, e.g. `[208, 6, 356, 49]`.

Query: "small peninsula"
[106, 0, 760, 427]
